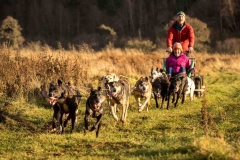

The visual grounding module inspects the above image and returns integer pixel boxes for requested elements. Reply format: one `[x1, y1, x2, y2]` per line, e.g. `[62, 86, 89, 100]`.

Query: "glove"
[166, 47, 172, 53]
[188, 47, 194, 53]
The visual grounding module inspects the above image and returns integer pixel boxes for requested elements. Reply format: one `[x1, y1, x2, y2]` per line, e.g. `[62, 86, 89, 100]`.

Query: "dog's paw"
[138, 108, 143, 113]
[50, 128, 57, 133]
[89, 126, 96, 131]
[57, 125, 63, 134]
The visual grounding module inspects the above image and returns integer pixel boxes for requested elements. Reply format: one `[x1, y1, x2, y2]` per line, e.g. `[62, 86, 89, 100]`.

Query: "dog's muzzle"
[92, 98, 105, 111]
[141, 90, 149, 96]
[42, 90, 59, 105]
[174, 86, 179, 92]
[139, 85, 149, 96]
[49, 97, 58, 105]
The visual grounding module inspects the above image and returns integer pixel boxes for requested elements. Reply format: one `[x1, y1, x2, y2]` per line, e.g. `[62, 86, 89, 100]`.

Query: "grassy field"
[0, 69, 240, 159]
[0, 45, 240, 159]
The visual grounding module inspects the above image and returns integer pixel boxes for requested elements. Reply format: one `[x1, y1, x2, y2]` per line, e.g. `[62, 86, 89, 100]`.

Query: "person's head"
[176, 11, 185, 25]
[172, 42, 182, 57]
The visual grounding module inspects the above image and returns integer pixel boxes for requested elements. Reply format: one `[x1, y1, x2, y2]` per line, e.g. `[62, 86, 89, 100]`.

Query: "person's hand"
[188, 47, 194, 53]
[166, 47, 172, 53]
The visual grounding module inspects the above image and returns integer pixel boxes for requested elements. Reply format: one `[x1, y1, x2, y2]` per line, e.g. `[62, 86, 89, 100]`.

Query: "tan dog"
[106, 79, 130, 123]
[133, 77, 152, 112]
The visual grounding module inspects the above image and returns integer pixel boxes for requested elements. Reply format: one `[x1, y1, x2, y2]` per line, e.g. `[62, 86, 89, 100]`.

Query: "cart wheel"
[194, 78, 201, 97]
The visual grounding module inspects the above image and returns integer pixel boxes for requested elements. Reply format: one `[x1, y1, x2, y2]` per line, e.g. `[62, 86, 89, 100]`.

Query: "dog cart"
[162, 57, 205, 97]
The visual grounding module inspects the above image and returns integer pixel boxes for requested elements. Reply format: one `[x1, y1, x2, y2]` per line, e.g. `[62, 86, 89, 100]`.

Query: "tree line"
[0, 0, 239, 53]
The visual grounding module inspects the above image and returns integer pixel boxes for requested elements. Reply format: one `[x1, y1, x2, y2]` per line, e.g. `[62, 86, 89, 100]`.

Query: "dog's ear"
[97, 86, 101, 91]
[58, 79, 62, 85]
[113, 74, 116, 79]
[145, 77, 149, 81]
[156, 67, 159, 71]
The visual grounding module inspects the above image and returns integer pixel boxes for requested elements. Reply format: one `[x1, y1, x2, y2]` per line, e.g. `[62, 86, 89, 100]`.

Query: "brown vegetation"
[0, 43, 239, 101]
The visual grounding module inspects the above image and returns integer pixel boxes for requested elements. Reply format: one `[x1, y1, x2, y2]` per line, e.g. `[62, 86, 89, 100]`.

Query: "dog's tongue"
[49, 97, 58, 105]
[112, 92, 118, 97]
[142, 90, 148, 96]
[93, 98, 105, 110]
[94, 103, 101, 110]
[174, 87, 179, 92]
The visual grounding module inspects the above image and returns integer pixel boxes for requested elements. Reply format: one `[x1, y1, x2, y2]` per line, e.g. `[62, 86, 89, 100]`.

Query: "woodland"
[0, 0, 240, 53]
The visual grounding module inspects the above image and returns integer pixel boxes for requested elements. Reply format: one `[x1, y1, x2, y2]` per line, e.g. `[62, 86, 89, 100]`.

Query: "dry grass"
[1, 43, 240, 159]
[0, 43, 239, 100]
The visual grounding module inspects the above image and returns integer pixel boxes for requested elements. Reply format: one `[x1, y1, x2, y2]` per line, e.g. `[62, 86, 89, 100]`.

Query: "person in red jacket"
[166, 11, 195, 56]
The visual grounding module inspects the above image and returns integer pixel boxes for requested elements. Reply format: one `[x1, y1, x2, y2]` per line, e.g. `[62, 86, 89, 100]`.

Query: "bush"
[187, 16, 210, 52]
[0, 16, 25, 48]
[125, 38, 156, 53]
[216, 38, 240, 54]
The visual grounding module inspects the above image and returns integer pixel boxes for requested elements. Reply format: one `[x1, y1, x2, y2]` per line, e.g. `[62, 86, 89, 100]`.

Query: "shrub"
[187, 16, 210, 52]
[125, 38, 156, 53]
[0, 16, 25, 48]
[77, 43, 94, 53]
[216, 38, 240, 54]
[99, 24, 117, 49]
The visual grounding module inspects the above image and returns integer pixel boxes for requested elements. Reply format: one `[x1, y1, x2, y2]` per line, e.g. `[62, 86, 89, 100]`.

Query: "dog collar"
[58, 89, 69, 104]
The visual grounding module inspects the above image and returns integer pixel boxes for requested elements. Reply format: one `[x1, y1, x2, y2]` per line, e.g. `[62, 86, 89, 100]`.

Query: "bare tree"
[127, 0, 135, 35]
[221, 0, 240, 32]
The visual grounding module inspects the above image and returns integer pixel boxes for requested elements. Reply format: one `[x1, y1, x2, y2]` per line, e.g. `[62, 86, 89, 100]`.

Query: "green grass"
[1, 70, 240, 159]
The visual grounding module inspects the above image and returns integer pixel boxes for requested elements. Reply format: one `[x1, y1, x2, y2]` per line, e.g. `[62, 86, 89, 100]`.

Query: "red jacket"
[166, 21, 194, 52]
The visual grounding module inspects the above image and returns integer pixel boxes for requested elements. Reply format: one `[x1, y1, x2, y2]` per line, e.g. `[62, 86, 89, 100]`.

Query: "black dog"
[84, 87, 105, 138]
[43, 79, 81, 133]
[151, 76, 169, 109]
[167, 73, 188, 109]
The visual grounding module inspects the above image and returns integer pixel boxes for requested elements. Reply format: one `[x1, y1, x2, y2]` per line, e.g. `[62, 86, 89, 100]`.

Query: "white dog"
[101, 73, 120, 113]
[185, 77, 195, 101]
[150, 67, 162, 83]
[101, 73, 119, 85]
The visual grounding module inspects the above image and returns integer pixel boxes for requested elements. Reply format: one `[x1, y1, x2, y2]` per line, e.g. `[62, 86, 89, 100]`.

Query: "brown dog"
[132, 77, 152, 112]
